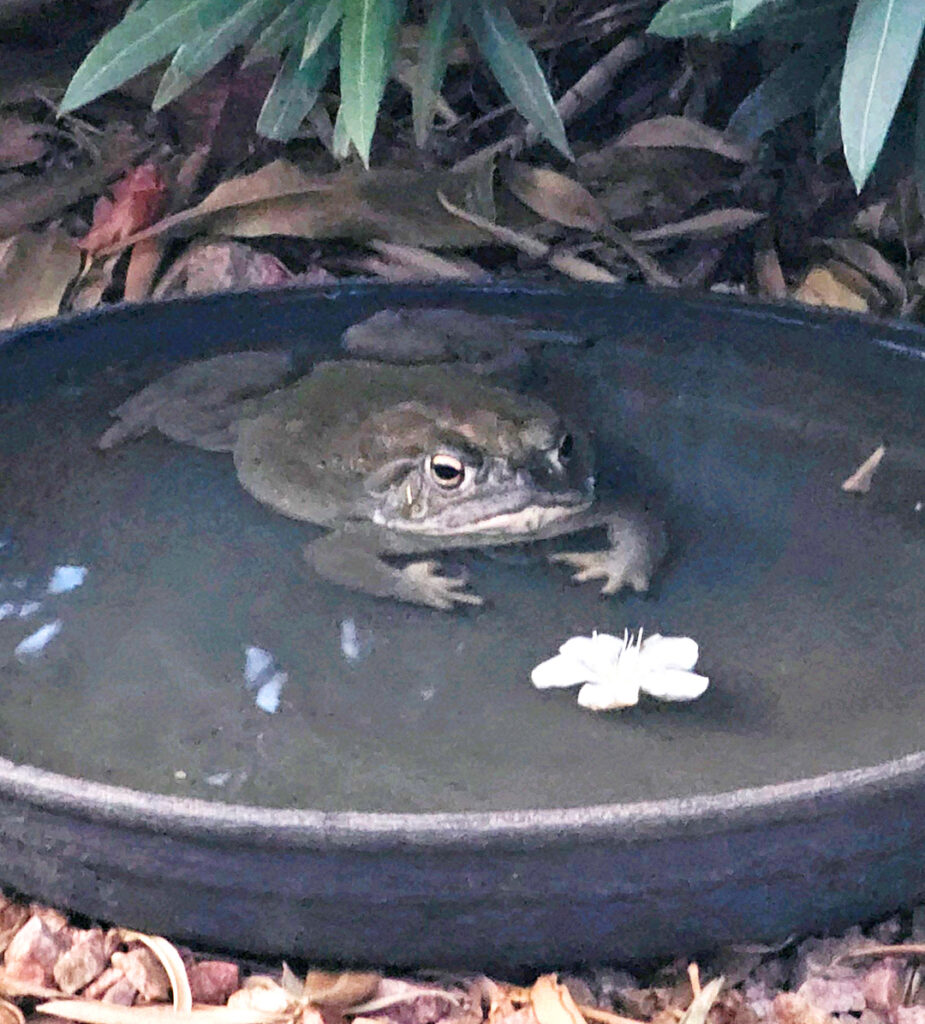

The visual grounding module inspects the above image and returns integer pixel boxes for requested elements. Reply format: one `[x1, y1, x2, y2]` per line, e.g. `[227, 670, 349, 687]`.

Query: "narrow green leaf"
[726, 43, 835, 140]
[463, 0, 571, 159]
[153, 0, 287, 109]
[332, 100, 352, 156]
[412, 0, 457, 146]
[840, 0, 925, 191]
[648, 0, 733, 38]
[814, 60, 843, 159]
[731, 0, 852, 42]
[243, 0, 311, 66]
[61, 0, 237, 111]
[339, 0, 404, 166]
[258, 32, 338, 139]
[301, 0, 342, 65]
[730, 0, 771, 28]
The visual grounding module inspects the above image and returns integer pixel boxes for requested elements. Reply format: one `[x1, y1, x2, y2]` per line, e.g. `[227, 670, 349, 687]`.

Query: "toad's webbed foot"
[305, 531, 482, 610]
[549, 508, 666, 596]
[98, 350, 292, 452]
[396, 561, 483, 610]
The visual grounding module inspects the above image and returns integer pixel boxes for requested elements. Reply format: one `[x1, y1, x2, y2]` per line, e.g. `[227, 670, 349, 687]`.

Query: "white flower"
[531, 628, 709, 711]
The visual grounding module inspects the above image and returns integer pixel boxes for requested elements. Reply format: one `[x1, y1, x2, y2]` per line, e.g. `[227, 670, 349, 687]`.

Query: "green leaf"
[730, 0, 770, 28]
[840, 0, 925, 191]
[153, 0, 287, 109]
[243, 0, 311, 66]
[648, 0, 733, 38]
[332, 100, 352, 156]
[463, 0, 571, 158]
[61, 0, 237, 111]
[301, 0, 342, 65]
[726, 42, 836, 140]
[412, 0, 457, 146]
[814, 60, 843, 159]
[340, 0, 405, 166]
[257, 32, 338, 139]
[731, 0, 852, 42]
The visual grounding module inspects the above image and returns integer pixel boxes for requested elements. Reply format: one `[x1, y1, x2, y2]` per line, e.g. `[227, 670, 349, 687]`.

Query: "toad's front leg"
[549, 508, 667, 596]
[305, 530, 483, 610]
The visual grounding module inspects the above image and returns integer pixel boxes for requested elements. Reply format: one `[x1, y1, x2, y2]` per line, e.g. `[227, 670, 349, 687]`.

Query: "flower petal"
[577, 678, 640, 710]
[531, 653, 591, 689]
[640, 668, 710, 701]
[641, 634, 699, 670]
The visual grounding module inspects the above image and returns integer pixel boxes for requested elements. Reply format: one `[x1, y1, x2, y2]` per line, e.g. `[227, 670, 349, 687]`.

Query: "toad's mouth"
[384, 494, 594, 537]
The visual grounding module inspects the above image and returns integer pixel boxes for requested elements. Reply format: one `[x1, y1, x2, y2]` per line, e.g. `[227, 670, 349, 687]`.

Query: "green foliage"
[649, 0, 925, 193]
[61, 0, 570, 164]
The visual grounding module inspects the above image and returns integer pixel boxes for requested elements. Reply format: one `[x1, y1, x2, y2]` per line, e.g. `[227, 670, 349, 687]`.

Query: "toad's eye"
[428, 453, 466, 489]
[557, 432, 574, 462]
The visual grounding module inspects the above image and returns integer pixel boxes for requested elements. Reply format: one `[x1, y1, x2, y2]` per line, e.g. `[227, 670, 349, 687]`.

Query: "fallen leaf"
[0, 114, 48, 169]
[302, 970, 381, 1008]
[153, 240, 292, 298]
[773, 993, 836, 1024]
[437, 189, 618, 282]
[36, 1001, 282, 1024]
[821, 238, 905, 305]
[0, 225, 80, 328]
[530, 975, 586, 1024]
[503, 162, 606, 231]
[69, 254, 120, 312]
[677, 977, 724, 1024]
[0, 997, 24, 1024]
[124, 237, 164, 302]
[617, 115, 754, 162]
[96, 161, 498, 254]
[360, 240, 489, 282]
[841, 444, 886, 494]
[632, 208, 765, 243]
[793, 266, 869, 312]
[0, 127, 147, 237]
[78, 165, 168, 254]
[118, 931, 191, 1012]
[754, 233, 787, 299]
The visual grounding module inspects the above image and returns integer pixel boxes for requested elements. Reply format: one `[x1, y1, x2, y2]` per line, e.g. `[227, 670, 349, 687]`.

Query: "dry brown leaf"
[436, 190, 618, 282]
[632, 208, 765, 243]
[36, 1001, 283, 1024]
[0, 127, 147, 237]
[0, 114, 48, 169]
[0, 897, 30, 955]
[794, 266, 869, 312]
[503, 162, 606, 231]
[153, 240, 292, 298]
[530, 975, 586, 1024]
[548, 251, 622, 282]
[124, 238, 164, 303]
[302, 971, 380, 1009]
[754, 235, 787, 299]
[0, 225, 80, 328]
[118, 931, 191, 1012]
[821, 238, 905, 304]
[615, 116, 754, 163]
[100, 161, 497, 255]
[773, 993, 836, 1024]
[69, 253, 119, 312]
[361, 240, 488, 282]
[0, 997, 23, 1024]
[227, 977, 293, 1015]
[677, 977, 723, 1024]
[841, 444, 886, 494]
[79, 164, 168, 255]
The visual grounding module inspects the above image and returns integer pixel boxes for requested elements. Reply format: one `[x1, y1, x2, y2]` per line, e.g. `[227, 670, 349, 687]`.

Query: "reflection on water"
[0, 333, 923, 813]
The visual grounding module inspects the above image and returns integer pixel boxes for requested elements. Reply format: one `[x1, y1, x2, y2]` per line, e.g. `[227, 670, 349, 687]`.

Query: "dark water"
[0, 303, 923, 812]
